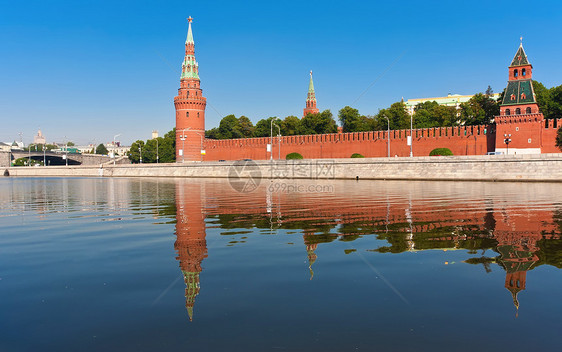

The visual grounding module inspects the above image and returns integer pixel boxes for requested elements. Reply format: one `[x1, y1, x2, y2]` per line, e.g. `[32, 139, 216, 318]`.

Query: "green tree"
[549, 85, 562, 119]
[159, 129, 176, 163]
[128, 140, 144, 163]
[298, 110, 338, 135]
[280, 115, 300, 136]
[533, 81, 551, 116]
[96, 143, 108, 155]
[459, 93, 499, 125]
[238, 116, 255, 138]
[67, 141, 75, 146]
[255, 117, 282, 137]
[217, 114, 242, 139]
[413, 101, 457, 128]
[339, 106, 361, 132]
[375, 102, 410, 130]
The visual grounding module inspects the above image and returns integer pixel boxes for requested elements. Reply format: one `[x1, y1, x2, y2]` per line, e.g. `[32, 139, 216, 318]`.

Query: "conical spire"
[510, 40, 530, 67]
[186, 16, 194, 45]
[308, 70, 315, 94]
[181, 16, 199, 80]
[303, 71, 319, 117]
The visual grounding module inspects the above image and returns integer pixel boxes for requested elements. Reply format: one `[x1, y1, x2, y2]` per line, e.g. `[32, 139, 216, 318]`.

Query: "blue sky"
[1, 0, 561, 145]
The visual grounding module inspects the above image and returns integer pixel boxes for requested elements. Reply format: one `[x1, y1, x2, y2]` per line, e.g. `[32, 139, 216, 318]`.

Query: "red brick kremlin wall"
[204, 125, 495, 160]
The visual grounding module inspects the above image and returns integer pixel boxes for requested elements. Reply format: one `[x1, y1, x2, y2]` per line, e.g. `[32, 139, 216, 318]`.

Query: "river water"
[1, 177, 561, 351]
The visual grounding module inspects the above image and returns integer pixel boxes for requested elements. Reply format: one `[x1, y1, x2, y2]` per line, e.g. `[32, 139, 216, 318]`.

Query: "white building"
[404, 93, 501, 115]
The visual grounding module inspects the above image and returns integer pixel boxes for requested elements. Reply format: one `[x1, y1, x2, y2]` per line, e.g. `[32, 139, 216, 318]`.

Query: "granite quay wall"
[204, 125, 494, 161]
[5, 154, 562, 182]
[0, 152, 10, 168]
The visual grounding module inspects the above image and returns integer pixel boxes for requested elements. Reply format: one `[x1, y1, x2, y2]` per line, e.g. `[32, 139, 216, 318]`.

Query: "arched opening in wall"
[516, 108, 521, 115]
[514, 69, 519, 77]
[522, 68, 526, 76]
[555, 119, 558, 128]
[526, 107, 532, 114]
[505, 109, 511, 116]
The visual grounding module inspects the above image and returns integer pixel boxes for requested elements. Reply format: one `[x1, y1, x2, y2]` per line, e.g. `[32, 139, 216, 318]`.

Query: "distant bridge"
[4, 151, 127, 167]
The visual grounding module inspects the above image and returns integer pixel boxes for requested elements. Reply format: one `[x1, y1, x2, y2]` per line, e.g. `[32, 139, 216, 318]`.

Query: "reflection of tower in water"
[174, 181, 207, 321]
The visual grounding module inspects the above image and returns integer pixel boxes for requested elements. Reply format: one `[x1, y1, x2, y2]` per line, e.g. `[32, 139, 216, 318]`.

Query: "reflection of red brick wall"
[205, 125, 495, 160]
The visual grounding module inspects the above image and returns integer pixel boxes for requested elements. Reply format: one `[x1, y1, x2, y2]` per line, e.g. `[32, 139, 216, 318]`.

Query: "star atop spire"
[308, 70, 315, 94]
[186, 16, 194, 44]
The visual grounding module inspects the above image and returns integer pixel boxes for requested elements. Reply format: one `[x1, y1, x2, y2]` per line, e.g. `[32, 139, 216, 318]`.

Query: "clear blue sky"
[1, 0, 561, 145]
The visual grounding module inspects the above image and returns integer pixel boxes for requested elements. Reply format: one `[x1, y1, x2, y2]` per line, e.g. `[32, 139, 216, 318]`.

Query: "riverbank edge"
[4, 154, 562, 182]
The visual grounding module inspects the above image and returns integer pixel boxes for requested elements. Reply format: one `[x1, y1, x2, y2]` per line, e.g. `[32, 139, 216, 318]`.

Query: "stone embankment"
[4, 154, 562, 182]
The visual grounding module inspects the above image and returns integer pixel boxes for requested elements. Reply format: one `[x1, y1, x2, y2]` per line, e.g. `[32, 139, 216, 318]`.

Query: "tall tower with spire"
[495, 39, 543, 155]
[303, 71, 319, 118]
[175, 17, 207, 162]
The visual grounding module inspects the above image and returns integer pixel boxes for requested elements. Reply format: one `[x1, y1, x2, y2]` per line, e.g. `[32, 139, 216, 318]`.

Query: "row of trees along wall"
[204, 125, 494, 160]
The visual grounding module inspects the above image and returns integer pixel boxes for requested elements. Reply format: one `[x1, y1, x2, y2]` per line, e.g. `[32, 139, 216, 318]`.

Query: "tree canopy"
[96, 143, 109, 155]
[128, 128, 176, 163]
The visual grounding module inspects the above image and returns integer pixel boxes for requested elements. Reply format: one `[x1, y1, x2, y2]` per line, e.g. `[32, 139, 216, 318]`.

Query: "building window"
[516, 108, 521, 115]
[516, 127, 519, 131]
[510, 94, 516, 101]
[526, 107, 532, 114]
[186, 112, 189, 118]
[528, 138, 532, 143]
[505, 109, 511, 116]
[197, 112, 200, 118]
[514, 69, 519, 77]
[521, 93, 526, 99]
[522, 68, 526, 76]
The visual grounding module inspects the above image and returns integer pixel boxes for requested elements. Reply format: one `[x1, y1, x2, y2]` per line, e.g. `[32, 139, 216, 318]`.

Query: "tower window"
[197, 112, 200, 118]
[186, 112, 189, 118]
[514, 69, 519, 77]
[522, 68, 526, 76]
[510, 94, 516, 101]
[505, 109, 511, 116]
[516, 108, 521, 115]
[526, 107, 532, 114]
[521, 93, 526, 99]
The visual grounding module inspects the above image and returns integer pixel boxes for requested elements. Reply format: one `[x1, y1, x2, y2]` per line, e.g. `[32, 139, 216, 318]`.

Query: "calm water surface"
[1, 177, 562, 351]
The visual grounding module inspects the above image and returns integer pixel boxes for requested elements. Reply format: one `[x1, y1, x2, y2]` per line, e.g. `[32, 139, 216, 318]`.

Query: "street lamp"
[180, 128, 204, 162]
[410, 113, 413, 157]
[156, 138, 159, 164]
[179, 133, 186, 163]
[270, 119, 274, 161]
[504, 133, 512, 155]
[139, 145, 142, 164]
[383, 115, 390, 157]
[274, 123, 281, 160]
[113, 133, 121, 165]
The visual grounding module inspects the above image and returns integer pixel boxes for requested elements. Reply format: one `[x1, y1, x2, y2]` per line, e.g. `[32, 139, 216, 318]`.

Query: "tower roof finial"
[186, 16, 194, 44]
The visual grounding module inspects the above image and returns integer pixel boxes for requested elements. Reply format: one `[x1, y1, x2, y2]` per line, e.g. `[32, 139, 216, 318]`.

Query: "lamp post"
[410, 113, 413, 157]
[156, 138, 159, 164]
[504, 133, 512, 155]
[113, 133, 121, 165]
[139, 145, 142, 164]
[274, 123, 281, 160]
[180, 128, 204, 162]
[179, 133, 186, 163]
[43, 145, 46, 167]
[384, 115, 390, 157]
[270, 119, 274, 161]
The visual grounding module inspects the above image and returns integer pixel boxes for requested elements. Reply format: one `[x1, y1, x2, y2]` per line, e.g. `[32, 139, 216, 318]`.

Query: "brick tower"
[303, 71, 319, 118]
[495, 40, 544, 155]
[175, 17, 207, 162]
